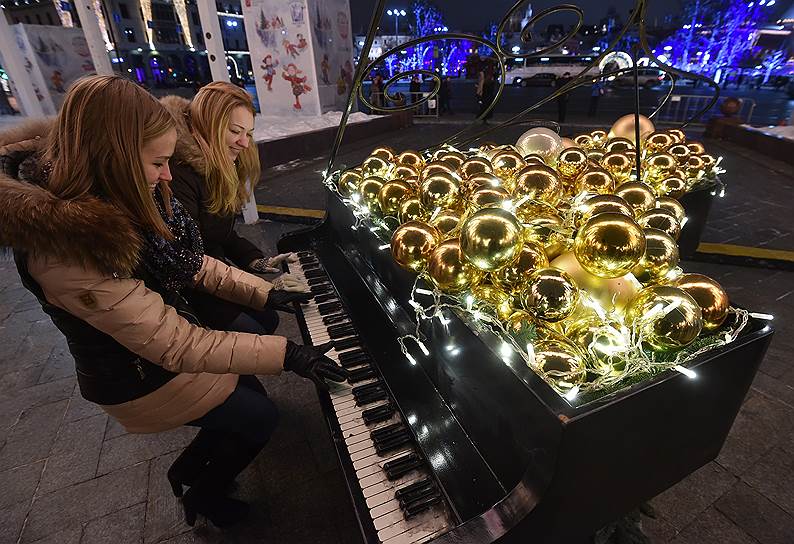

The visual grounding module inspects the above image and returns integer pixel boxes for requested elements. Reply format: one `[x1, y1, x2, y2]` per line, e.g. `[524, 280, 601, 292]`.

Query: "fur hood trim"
[0, 174, 142, 276]
[160, 95, 207, 176]
[0, 117, 54, 150]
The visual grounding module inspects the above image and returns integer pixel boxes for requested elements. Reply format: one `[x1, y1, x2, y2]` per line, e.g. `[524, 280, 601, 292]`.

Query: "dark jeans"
[226, 307, 280, 335]
[588, 95, 599, 117]
[188, 289, 280, 335]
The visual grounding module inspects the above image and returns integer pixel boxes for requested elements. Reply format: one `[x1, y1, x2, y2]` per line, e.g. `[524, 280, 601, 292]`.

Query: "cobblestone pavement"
[1, 124, 793, 543]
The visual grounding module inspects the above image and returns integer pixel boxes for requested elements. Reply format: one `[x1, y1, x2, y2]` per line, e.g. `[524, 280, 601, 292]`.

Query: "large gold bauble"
[557, 147, 589, 182]
[550, 251, 640, 313]
[513, 164, 563, 205]
[561, 137, 577, 149]
[687, 141, 706, 155]
[522, 153, 547, 165]
[590, 130, 608, 146]
[399, 198, 423, 223]
[609, 114, 655, 146]
[390, 221, 440, 272]
[434, 150, 466, 170]
[522, 214, 567, 260]
[492, 241, 549, 294]
[371, 146, 395, 161]
[587, 150, 606, 164]
[615, 181, 656, 215]
[459, 157, 493, 179]
[516, 127, 563, 165]
[420, 172, 460, 211]
[460, 207, 524, 271]
[685, 155, 705, 179]
[577, 194, 634, 225]
[657, 176, 687, 198]
[574, 213, 646, 278]
[521, 267, 579, 322]
[604, 137, 635, 154]
[470, 186, 511, 210]
[529, 332, 587, 391]
[472, 283, 515, 320]
[427, 239, 481, 293]
[668, 144, 691, 164]
[465, 173, 505, 195]
[378, 180, 413, 217]
[397, 150, 424, 169]
[359, 176, 386, 210]
[478, 142, 498, 154]
[362, 156, 391, 178]
[656, 196, 686, 223]
[637, 208, 681, 240]
[574, 134, 595, 150]
[566, 315, 629, 374]
[505, 310, 536, 345]
[338, 169, 362, 197]
[430, 209, 464, 236]
[601, 152, 633, 183]
[666, 129, 686, 144]
[700, 154, 716, 173]
[491, 150, 526, 180]
[631, 228, 679, 284]
[393, 164, 420, 181]
[645, 131, 674, 153]
[625, 286, 703, 351]
[421, 160, 456, 180]
[644, 152, 678, 183]
[574, 167, 615, 195]
[674, 273, 729, 331]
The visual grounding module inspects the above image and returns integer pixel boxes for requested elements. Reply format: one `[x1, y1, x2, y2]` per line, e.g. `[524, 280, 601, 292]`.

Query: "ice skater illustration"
[321, 54, 330, 85]
[283, 38, 300, 58]
[260, 55, 279, 91]
[282, 63, 312, 110]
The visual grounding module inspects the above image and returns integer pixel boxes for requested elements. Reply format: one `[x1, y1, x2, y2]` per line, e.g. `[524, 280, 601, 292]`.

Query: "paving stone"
[741, 447, 794, 518]
[651, 462, 738, 530]
[751, 371, 794, 410]
[641, 515, 678, 543]
[671, 506, 761, 544]
[144, 452, 199, 544]
[27, 527, 82, 544]
[36, 345, 74, 384]
[0, 364, 44, 394]
[81, 502, 145, 544]
[0, 500, 31, 544]
[255, 438, 320, 497]
[104, 416, 128, 440]
[266, 473, 342, 544]
[0, 460, 44, 510]
[716, 482, 794, 544]
[22, 461, 149, 542]
[38, 413, 106, 494]
[62, 385, 105, 423]
[155, 528, 228, 544]
[97, 426, 197, 476]
[0, 399, 68, 471]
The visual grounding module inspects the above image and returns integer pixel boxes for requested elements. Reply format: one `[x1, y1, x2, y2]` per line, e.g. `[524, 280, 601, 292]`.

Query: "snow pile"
[743, 125, 794, 142]
[254, 111, 377, 143]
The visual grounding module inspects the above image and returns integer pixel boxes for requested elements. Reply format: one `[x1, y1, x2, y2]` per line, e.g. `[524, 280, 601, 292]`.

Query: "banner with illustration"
[306, 0, 354, 112]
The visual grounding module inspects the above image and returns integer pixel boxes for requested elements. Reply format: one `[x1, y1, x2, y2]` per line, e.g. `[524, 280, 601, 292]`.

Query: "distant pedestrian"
[588, 79, 604, 117]
[371, 74, 384, 111]
[555, 71, 573, 123]
[439, 76, 453, 115]
[409, 75, 421, 104]
[476, 65, 495, 122]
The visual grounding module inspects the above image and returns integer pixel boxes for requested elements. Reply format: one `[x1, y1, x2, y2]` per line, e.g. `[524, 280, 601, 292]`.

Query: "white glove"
[266, 252, 299, 267]
[273, 273, 310, 293]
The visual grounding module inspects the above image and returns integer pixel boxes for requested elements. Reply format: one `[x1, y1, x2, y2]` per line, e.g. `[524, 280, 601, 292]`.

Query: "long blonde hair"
[45, 75, 175, 239]
[189, 82, 259, 215]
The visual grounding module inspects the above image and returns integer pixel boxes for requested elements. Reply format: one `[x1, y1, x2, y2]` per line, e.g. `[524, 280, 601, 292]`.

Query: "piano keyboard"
[287, 251, 452, 544]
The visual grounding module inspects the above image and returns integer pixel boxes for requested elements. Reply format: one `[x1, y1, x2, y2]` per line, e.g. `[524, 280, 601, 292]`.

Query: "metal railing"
[368, 92, 440, 118]
[655, 94, 756, 126]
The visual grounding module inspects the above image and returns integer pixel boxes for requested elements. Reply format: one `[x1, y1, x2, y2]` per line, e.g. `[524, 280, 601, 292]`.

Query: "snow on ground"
[253, 111, 377, 143]
[744, 124, 794, 142]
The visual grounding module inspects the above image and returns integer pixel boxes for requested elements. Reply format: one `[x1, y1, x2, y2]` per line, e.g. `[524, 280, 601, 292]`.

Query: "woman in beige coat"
[0, 75, 346, 528]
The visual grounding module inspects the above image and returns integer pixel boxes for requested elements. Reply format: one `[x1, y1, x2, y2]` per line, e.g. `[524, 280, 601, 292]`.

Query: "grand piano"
[277, 187, 773, 544]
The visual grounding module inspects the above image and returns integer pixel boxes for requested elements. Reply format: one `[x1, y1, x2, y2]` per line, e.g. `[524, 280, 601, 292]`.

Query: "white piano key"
[379, 510, 448, 542]
[370, 497, 402, 519]
[354, 447, 416, 480]
[352, 445, 413, 471]
[362, 467, 423, 499]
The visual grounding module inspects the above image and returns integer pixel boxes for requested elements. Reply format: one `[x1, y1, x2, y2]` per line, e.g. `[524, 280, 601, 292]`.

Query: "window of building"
[119, 3, 130, 18]
[124, 27, 136, 42]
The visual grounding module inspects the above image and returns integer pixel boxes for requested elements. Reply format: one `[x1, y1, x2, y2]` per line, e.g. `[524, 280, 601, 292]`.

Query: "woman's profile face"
[225, 106, 254, 163]
[141, 128, 177, 192]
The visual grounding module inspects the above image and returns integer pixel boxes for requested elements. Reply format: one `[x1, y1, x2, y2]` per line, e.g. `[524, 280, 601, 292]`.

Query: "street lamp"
[386, 8, 407, 42]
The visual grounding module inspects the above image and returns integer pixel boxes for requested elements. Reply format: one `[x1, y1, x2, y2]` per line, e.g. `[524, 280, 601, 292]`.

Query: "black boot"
[167, 429, 219, 497]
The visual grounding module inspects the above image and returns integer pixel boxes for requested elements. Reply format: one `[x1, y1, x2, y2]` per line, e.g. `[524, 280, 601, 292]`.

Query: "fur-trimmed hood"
[160, 95, 207, 177]
[0, 122, 142, 277]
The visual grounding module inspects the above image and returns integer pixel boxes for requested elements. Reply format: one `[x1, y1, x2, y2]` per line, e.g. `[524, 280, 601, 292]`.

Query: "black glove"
[283, 341, 348, 390]
[265, 289, 312, 313]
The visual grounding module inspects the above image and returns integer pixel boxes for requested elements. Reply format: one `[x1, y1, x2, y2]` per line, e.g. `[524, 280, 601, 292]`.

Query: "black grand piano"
[277, 188, 773, 544]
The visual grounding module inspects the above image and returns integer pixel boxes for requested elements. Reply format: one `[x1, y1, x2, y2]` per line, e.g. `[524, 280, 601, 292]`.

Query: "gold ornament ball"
[390, 221, 440, 272]
[590, 130, 608, 145]
[399, 198, 424, 223]
[421, 160, 456, 180]
[638, 208, 682, 240]
[460, 207, 524, 271]
[574, 212, 646, 278]
[685, 155, 705, 179]
[625, 285, 703, 351]
[557, 147, 589, 182]
[566, 315, 629, 374]
[370, 146, 395, 161]
[561, 137, 577, 149]
[577, 194, 634, 225]
[574, 134, 595, 150]
[674, 273, 729, 331]
[393, 163, 420, 181]
[359, 176, 386, 210]
[397, 150, 424, 169]
[491, 150, 526, 180]
[529, 332, 587, 392]
[631, 228, 680, 284]
[604, 137, 635, 154]
[644, 152, 678, 183]
[362, 156, 391, 178]
[687, 141, 706, 155]
[378, 180, 413, 217]
[700, 154, 717, 172]
[465, 173, 505, 195]
[420, 172, 460, 211]
[430, 209, 464, 236]
[338, 169, 362, 197]
[427, 239, 482, 293]
[609, 114, 655, 146]
[601, 152, 634, 183]
[470, 186, 511, 210]
[492, 241, 549, 295]
[668, 143, 691, 164]
[459, 157, 493, 179]
[513, 164, 563, 205]
[434, 150, 466, 170]
[587, 150, 606, 164]
[645, 131, 674, 153]
[666, 129, 686, 144]
[523, 153, 547, 165]
[516, 127, 563, 164]
[478, 142, 498, 154]
[472, 283, 515, 321]
[615, 181, 657, 215]
[575, 167, 616, 195]
[521, 267, 580, 322]
[522, 214, 567, 260]
[550, 251, 640, 313]
[657, 176, 687, 198]
[656, 196, 686, 223]
[506, 310, 537, 345]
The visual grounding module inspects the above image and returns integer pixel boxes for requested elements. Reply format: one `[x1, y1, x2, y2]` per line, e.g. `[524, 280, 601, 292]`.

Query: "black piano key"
[362, 403, 395, 425]
[383, 453, 424, 480]
[340, 354, 370, 369]
[298, 255, 316, 264]
[375, 432, 412, 455]
[355, 389, 388, 406]
[371, 423, 404, 441]
[352, 381, 382, 396]
[310, 285, 333, 295]
[348, 366, 377, 383]
[307, 276, 329, 286]
[395, 478, 436, 502]
[318, 302, 343, 315]
[322, 313, 348, 326]
[338, 348, 365, 362]
[315, 293, 338, 304]
[403, 494, 442, 517]
[334, 336, 360, 350]
[328, 321, 354, 334]
[304, 269, 326, 279]
[328, 325, 355, 338]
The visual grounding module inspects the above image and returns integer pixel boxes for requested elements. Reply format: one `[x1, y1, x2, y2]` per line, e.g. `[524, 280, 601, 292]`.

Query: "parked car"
[614, 68, 665, 88]
[512, 73, 557, 87]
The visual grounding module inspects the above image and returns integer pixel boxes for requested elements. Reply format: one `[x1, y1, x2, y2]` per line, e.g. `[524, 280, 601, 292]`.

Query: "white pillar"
[72, 0, 114, 75]
[195, 0, 229, 83]
[0, 13, 45, 116]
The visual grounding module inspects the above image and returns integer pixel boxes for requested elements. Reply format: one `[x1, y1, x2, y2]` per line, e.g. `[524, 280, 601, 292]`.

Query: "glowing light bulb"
[674, 365, 697, 379]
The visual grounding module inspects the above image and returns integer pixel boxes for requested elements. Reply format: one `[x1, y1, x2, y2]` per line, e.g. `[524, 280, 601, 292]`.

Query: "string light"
[681, 217, 689, 227]
[378, 244, 390, 250]
[750, 312, 774, 320]
[565, 386, 580, 401]
[674, 365, 697, 379]
[415, 288, 434, 296]
[406, 352, 418, 365]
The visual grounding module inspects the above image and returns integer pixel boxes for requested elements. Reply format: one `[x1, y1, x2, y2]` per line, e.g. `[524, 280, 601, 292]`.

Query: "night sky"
[349, 0, 675, 35]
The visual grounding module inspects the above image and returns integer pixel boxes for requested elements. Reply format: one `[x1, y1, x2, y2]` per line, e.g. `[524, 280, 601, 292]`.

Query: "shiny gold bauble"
[465, 173, 505, 195]
[561, 137, 577, 149]
[685, 155, 705, 179]
[587, 150, 606, 164]
[338, 169, 362, 197]
[574, 213, 646, 279]
[644, 152, 678, 183]
[521, 267, 579, 322]
[390, 221, 440, 272]
[397, 150, 424, 169]
[645, 131, 674, 153]
[420, 172, 460, 211]
[601, 152, 634, 183]
[674, 273, 729, 331]
[420, 160, 456, 180]
[666, 129, 686, 144]
[657, 176, 687, 199]
[492, 241, 549, 294]
[700, 154, 716, 172]
[574, 167, 616, 195]
[430, 209, 464, 236]
[687, 141, 706, 155]
[491, 150, 526, 180]
[668, 144, 691, 164]
[459, 157, 493, 180]
[656, 196, 686, 224]
[579, 194, 634, 223]
[631, 228, 679, 284]
[378, 180, 413, 217]
[362, 156, 391, 178]
[574, 134, 595, 150]
[557, 147, 589, 182]
[470, 186, 511, 210]
[505, 310, 537, 345]
[609, 114, 655, 146]
[615, 181, 656, 215]
[566, 315, 629, 374]
[434, 150, 466, 170]
[523, 153, 547, 165]
[513, 164, 563, 205]
[399, 198, 423, 223]
[392, 163, 420, 181]
[522, 214, 567, 260]
[604, 137, 635, 154]
[359, 176, 386, 210]
[427, 239, 482, 293]
[637, 208, 681, 240]
[625, 285, 703, 351]
[590, 130, 608, 146]
[460, 207, 524, 271]
[472, 283, 515, 320]
[478, 142, 498, 154]
[550, 251, 640, 313]
[516, 127, 563, 165]
[370, 146, 395, 161]
[529, 332, 587, 392]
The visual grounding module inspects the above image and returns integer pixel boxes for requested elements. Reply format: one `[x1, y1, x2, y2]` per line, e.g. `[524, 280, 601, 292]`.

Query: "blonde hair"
[189, 82, 259, 215]
[45, 75, 175, 239]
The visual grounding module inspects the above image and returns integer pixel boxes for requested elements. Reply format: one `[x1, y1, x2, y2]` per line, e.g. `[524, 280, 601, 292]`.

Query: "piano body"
[277, 189, 773, 544]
